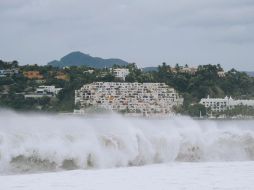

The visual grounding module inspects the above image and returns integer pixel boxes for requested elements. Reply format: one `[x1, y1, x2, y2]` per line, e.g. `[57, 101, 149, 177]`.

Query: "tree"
[187, 104, 207, 117]
[175, 63, 181, 72]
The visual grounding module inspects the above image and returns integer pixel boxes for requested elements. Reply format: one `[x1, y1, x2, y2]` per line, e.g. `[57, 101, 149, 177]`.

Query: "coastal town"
[1, 59, 254, 118]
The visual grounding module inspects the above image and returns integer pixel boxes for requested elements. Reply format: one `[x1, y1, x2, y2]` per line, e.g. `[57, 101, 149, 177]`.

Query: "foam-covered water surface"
[0, 110, 254, 174]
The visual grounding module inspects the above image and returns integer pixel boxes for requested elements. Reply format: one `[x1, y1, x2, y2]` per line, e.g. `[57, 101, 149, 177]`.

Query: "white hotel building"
[75, 82, 183, 116]
[200, 96, 254, 112]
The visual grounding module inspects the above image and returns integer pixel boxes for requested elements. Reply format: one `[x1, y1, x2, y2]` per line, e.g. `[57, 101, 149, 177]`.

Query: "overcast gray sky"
[0, 0, 254, 70]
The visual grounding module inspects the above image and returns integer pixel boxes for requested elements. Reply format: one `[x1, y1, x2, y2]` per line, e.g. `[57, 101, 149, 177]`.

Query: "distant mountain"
[244, 72, 254, 77]
[48, 51, 129, 68]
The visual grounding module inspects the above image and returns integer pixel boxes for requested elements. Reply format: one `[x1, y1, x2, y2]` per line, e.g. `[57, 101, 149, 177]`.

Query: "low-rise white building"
[200, 96, 254, 112]
[25, 86, 62, 99]
[217, 71, 226, 78]
[179, 67, 198, 75]
[112, 68, 129, 81]
[36, 86, 62, 95]
[84, 70, 94, 74]
[0, 69, 19, 77]
[0, 70, 5, 77]
[75, 82, 183, 116]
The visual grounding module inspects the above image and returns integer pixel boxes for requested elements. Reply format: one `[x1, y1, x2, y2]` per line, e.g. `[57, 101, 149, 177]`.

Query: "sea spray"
[0, 110, 254, 174]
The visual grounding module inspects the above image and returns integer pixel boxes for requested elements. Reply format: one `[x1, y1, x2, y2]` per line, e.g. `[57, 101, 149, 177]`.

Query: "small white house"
[112, 68, 130, 81]
[217, 71, 226, 78]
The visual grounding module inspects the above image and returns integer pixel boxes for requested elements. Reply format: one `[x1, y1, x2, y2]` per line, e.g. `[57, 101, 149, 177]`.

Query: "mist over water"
[0, 110, 254, 174]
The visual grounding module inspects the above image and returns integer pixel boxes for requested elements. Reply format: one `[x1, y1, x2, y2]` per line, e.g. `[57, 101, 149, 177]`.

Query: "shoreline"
[1, 109, 254, 121]
[59, 112, 254, 121]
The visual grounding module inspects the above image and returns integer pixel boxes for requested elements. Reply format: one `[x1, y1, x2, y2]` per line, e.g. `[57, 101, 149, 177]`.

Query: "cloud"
[0, 0, 253, 70]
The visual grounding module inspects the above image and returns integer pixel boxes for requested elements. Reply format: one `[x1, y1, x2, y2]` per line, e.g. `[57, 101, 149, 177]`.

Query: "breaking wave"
[0, 110, 254, 174]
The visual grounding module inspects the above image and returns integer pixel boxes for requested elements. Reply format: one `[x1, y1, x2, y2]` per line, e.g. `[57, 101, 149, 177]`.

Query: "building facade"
[25, 86, 62, 99]
[112, 68, 130, 81]
[0, 69, 19, 77]
[179, 67, 198, 75]
[55, 72, 70, 81]
[23, 71, 43, 79]
[36, 86, 62, 95]
[75, 82, 183, 116]
[200, 96, 254, 112]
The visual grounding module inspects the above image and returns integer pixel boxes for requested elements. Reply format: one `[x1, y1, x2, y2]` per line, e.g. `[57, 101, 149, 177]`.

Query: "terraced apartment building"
[74, 82, 183, 116]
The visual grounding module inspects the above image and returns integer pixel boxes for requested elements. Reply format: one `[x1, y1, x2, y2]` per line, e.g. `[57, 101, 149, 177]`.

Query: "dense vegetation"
[1, 59, 254, 116]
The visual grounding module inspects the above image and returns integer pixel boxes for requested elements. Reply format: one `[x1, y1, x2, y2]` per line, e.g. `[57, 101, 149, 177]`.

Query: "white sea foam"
[0, 110, 254, 174]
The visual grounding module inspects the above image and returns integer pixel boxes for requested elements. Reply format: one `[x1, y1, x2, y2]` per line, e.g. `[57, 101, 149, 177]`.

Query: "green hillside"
[48, 51, 129, 68]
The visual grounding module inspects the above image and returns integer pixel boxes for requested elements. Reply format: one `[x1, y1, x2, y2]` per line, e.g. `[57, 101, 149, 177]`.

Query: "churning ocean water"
[0, 110, 254, 190]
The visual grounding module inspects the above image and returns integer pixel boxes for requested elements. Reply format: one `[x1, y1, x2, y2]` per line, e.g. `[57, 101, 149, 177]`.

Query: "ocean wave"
[0, 110, 254, 174]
